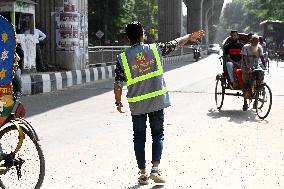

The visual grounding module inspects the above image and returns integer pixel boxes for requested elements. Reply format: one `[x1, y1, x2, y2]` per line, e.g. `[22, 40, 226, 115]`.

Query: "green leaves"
[88, 0, 158, 45]
[244, 0, 284, 21]
[219, 0, 283, 37]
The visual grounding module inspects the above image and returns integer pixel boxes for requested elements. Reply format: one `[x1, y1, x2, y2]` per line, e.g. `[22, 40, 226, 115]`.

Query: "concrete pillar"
[210, 0, 224, 43]
[202, 0, 214, 44]
[158, 0, 182, 42]
[186, 0, 204, 34]
[35, 0, 56, 70]
[35, 0, 88, 71]
[206, 9, 213, 44]
[54, 0, 89, 70]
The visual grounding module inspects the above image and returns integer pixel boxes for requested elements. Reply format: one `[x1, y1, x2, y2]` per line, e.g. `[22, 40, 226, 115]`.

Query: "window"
[0, 12, 34, 34]
[15, 12, 34, 34]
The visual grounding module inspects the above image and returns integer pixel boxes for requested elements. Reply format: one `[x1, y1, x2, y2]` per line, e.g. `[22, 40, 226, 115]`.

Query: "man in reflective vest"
[114, 21, 204, 185]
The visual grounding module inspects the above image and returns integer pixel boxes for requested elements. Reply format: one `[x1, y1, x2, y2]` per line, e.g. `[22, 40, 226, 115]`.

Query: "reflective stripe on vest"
[120, 44, 163, 86]
[120, 44, 167, 103]
[127, 87, 168, 103]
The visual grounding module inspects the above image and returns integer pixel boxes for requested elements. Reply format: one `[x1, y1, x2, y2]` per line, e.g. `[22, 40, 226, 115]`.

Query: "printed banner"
[0, 15, 15, 85]
[56, 12, 80, 51]
[0, 16, 15, 118]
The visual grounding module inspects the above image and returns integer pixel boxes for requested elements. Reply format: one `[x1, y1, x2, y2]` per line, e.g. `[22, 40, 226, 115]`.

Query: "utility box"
[0, 0, 36, 72]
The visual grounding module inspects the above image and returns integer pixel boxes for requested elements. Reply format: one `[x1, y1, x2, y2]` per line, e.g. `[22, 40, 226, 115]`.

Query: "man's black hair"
[230, 30, 238, 35]
[125, 21, 144, 42]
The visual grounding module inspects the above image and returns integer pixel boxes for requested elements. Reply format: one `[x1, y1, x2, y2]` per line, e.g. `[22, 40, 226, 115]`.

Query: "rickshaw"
[0, 16, 45, 188]
[215, 33, 272, 120]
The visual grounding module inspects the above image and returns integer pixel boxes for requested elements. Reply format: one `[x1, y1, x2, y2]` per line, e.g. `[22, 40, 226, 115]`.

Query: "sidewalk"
[21, 52, 206, 95]
[21, 65, 116, 95]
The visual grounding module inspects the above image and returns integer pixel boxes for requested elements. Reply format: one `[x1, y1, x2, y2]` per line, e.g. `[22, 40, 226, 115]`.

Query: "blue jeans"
[132, 109, 164, 169]
[226, 61, 235, 83]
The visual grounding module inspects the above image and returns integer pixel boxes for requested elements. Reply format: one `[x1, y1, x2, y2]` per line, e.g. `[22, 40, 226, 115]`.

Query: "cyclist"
[241, 35, 266, 111]
[223, 30, 244, 89]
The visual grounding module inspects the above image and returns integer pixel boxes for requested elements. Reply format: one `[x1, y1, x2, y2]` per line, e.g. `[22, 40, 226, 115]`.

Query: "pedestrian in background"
[114, 21, 204, 185]
[34, 28, 46, 72]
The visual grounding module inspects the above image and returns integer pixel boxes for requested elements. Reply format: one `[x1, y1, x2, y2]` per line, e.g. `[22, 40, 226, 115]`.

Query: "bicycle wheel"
[215, 75, 225, 110]
[0, 124, 45, 189]
[255, 83, 272, 119]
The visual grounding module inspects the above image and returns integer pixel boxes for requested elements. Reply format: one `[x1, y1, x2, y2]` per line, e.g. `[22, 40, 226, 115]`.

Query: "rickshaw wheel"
[215, 74, 225, 110]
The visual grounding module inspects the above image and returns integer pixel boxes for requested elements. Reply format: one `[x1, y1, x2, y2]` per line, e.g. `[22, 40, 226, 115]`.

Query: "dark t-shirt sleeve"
[156, 40, 179, 56]
[224, 44, 229, 55]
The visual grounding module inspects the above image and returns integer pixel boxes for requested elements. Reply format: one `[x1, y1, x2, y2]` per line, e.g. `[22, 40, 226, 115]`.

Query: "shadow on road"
[207, 108, 269, 124]
[127, 184, 164, 189]
[21, 80, 115, 117]
[127, 184, 141, 189]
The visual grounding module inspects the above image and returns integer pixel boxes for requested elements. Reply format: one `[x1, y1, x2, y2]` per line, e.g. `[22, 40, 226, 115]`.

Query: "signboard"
[96, 30, 104, 39]
[15, 1, 35, 14]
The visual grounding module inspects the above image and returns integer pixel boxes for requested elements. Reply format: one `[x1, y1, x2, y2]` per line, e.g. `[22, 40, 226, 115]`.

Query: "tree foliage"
[88, 0, 158, 45]
[216, 0, 283, 43]
[88, 0, 133, 45]
[244, 0, 284, 21]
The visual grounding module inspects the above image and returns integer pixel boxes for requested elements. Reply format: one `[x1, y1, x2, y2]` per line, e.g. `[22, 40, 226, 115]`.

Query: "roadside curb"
[21, 65, 116, 95]
[21, 52, 206, 95]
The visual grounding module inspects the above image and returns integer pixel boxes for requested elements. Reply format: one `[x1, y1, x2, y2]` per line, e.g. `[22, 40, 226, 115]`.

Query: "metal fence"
[88, 45, 198, 67]
[88, 46, 129, 67]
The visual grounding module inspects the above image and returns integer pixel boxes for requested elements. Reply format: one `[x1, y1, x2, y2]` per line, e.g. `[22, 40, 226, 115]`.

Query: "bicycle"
[215, 57, 272, 119]
[0, 101, 45, 189]
[0, 15, 45, 189]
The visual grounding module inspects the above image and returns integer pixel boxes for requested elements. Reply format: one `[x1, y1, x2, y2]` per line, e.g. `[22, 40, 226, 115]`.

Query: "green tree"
[215, 0, 282, 43]
[244, 0, 284, 22]
[88, 0, 134, 45]
[88, 0, 158, 45]
[215, 0, 246, 43]
[133, 0, 158, 42]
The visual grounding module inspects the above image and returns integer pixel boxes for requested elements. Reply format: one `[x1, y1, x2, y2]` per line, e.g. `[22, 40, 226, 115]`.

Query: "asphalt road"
[17, 55, 284, 188]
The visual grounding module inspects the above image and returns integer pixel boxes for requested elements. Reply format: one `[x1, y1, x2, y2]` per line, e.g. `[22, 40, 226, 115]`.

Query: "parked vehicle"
[207, 44, 220, 55]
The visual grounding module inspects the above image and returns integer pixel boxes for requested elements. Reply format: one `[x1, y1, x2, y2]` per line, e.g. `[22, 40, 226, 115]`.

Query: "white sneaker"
[138, 172, 149, 185]
[149, 167, 165, 183]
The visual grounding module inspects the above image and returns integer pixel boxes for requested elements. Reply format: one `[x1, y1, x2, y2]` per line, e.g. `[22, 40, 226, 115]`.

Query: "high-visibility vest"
[119, 44, 168, 104]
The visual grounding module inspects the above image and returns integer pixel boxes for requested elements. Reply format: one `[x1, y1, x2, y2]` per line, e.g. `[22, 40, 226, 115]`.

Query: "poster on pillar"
[56, 12, 80, 51]
[63, 0, 78, 13]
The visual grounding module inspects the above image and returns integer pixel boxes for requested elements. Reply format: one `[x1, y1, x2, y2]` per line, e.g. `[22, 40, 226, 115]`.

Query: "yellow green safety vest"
[120, 44, 168, 103]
